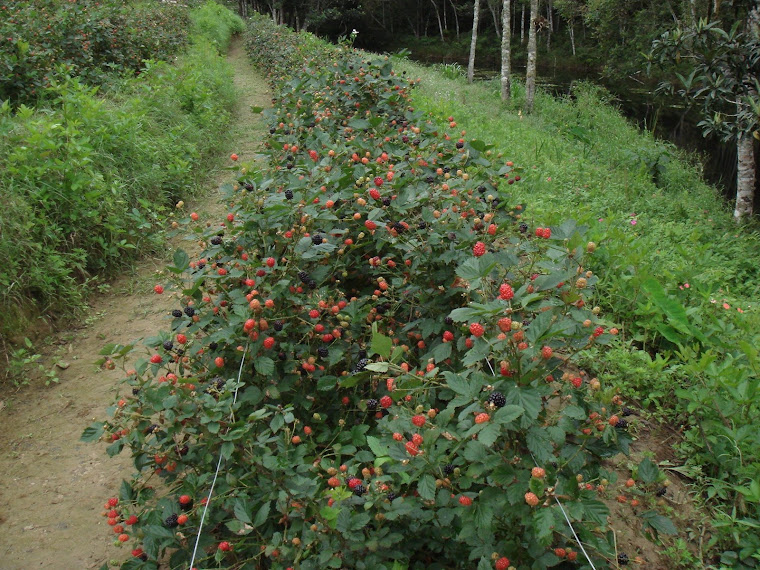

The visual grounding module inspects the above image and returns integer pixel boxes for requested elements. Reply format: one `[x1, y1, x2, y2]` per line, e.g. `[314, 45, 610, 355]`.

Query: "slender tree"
[501, 0, 512, 101]
[650, 8, 760, 219]
[468, 0, 481, 83]
[525, 0, 538, 112]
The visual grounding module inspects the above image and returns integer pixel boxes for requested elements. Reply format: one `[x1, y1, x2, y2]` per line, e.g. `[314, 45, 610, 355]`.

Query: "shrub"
[85, 17, 657, 570]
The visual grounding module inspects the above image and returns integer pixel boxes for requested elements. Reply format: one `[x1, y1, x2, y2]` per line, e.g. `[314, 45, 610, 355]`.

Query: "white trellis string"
[188, 343, 249, 570]
[483, 358, 597, 570]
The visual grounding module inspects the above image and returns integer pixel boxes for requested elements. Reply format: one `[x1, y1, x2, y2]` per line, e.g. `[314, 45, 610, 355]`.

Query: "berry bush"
[0, 0, 190, 106]
[87, 15, 635, 569]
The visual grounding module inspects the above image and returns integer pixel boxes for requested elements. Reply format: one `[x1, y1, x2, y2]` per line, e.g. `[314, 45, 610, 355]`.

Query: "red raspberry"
[217, 268, 227, 276]
[593, 326, 604, 337]
[541, 346, 553, 359]
[214, 356, 224, 368]
[554, 548, 567, 558]
[472, 241, 486, 257]
[411, 433, 423, 446]
[347, 477, 361, 489]
[567, 551, 577, 561]
[149, 354, 162, 364]
[405, 441, 419, 456]
[487, 223, 497, 235]
[469, 323, 485, 337]
[474, 413, 490, 424]
[118, 534, 129, 542]
[525, 492, 540, 506]
[531, 467, 546, 479]
[608, 415, 620, 426]
[412, 415, 426, 427]
[154, 284, 164, 294]
[309, 309, 320, 319]
[442, 330, 454, 342]
[327, 476, 341, 488]
[374, 176, 384, 187]
[244, 319, 256, 332]
[263, 337, 275, 349]
[364, 220, 377, 230]
[497, 317, 512, 332]
[266, 257, 275, 267]
[380, 395, 393, 408]
[369, 188, 381, 200]
[571, 376, 583, 388]
[177, 514, 188, 525]
[542, 227, 552, 238]
[218, 541, 232, 551]
[393, 432, 404, 441]
[176, 334, 187, 344]
[535, 227, 544, 237]
[108, 498, 119, 507]
[132, 548, 145, 558]
[495, 557, 510, 570]
[179, 495, 192, 505]
[125, 515, 138, 525]
[499, 283, 514, 300]
[458, 495, 472, 506]
[465, 338, 474, 349]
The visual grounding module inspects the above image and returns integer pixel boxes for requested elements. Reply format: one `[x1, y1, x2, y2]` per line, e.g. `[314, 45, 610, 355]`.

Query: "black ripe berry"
[655, 487, 667, 497]
[162, 340, 174, 351]
[307, 280, 317, 289]
[455, 141, 464, 149]
[208, 342, 218, 351]
[353, 484, 366, 496]
[418, 221, 427, 230]
[353, 358, 369, 373]
[443, 463, 455, 475]
[487, 392, 506, 408]
[210, 236, 223, 246]
[164, 514, 179, 528]
[298, 271, 310, 284]
[317, 346, 329, 358]
[273, 320, 284, 331]
[519, 223, 528, 233]
[366, 399, 378, 410]
[617, 553, 629, 565]
[382, 197, 391, 207]
[312, 234, 323, 245]
[444, 316, 454, 325]
[386, 492, 397, 501]
[615, 419, 628, 430]
[172, 309, 183, 318]
[183, 306, 195, 317]
[284, 189, 294, 200]
[358, 349, 368, 359]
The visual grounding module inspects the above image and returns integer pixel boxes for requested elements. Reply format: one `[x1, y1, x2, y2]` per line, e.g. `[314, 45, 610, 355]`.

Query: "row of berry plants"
[86, 14, 637, 570]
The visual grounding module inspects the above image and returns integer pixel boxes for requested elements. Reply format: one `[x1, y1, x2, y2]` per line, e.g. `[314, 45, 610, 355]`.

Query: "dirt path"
[0, 37, 269, 570]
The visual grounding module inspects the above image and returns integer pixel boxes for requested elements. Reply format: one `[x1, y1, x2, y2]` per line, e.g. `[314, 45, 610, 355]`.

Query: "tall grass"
[0, 2, 244, 345]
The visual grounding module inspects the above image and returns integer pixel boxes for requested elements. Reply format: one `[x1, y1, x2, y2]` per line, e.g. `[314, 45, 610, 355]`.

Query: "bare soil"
[0, 37, 269, 570]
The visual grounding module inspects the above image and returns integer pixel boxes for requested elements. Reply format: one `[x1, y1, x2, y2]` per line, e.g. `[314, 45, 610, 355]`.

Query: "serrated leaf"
[525, 310, 555, 344]
[418, 474, 436, 501]
[172, 249, 189, 271]
[442, 371, 471, 396]
[534, 508, 555, 542]
[504, 387, 542, 423]
[477, 422, 500, 447]
[365, 362, 389, 372]
[641, 510, 678, 535]
[81, 422, 104, 442]
[527, 427, 554, 464]
[431, 341, 452, 363]
[582, 500, 609, 525]
[366, 435, 389, 458]
[254, 356, 275, 376]
[253, 501, 270, 527]
[493, 405, 524, 425]
[234, 498, 252, 523]
[370, 329, 392, 358]
[448, 307, 477, 322]
[638, 457, 660, 484]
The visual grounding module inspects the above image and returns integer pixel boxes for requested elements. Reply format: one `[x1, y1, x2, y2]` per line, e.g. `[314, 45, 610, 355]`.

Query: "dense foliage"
[0, 0, 190, 106]
[0, 2, 244, 344]
[397, 54, 760, 567]
[83, 14, 675, 570]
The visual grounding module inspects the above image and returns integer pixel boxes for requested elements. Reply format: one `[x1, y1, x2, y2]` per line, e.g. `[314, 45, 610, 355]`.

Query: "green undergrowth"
[394, 59, 760, 566]
[0, 2, 244, 364]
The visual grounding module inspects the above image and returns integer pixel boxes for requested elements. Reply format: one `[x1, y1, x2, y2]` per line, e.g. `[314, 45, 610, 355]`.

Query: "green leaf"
[477, 422, 500, 447]
[172, 248, 189, 272]
[493, 404, 524, 425]
[365, 362, 389, 372]
[641, 510, 678, 535]
[637, 457, 660, 484]
[442, 371, 471, 396]
[234, 498, 252, 523]
[431, 341, 452, 363]
[581, 500, 609, 525]
[418, 474, 436, 501]
[366, 435, 389, 458]
[253, 501, 271, 527]
[448, 307, 477, 322]
[370, 327, 392, 358]
[504, 387, 542, 424]
[525, 310, 555, 344]
[81, 422, 104, 442]
[534, 508, 555, 542]
[526, 427, 554, 464]
[253, 356, 275, 376]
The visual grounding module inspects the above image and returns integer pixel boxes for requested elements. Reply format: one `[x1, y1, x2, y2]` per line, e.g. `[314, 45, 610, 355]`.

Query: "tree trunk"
[431, 1, 445, 41]
[546, 0, 553, 51]
[489, 1, 501, 38]
[734, 131, 755, 219]
[468, 0, 481, 83]
[520, 3, 526, 43]
[501, 0, 511, 101]
[569, 21, 576, 56]
[525, 0, 538, 112]
[450, 0, 460, 39]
